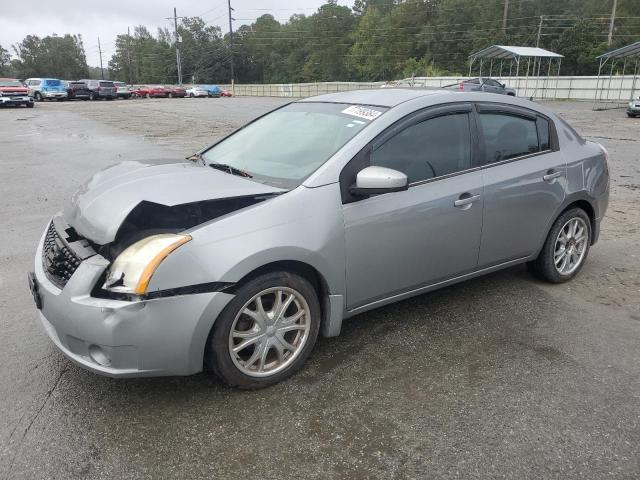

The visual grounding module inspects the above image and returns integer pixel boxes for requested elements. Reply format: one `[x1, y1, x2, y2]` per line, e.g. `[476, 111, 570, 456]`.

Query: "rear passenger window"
[537, 117, 550, 150]
[479, 113, 539, 162]
[371, 113, 472, 183]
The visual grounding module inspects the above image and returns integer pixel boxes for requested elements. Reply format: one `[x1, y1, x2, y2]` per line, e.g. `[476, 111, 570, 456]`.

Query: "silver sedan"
[30, 89, 609, 388]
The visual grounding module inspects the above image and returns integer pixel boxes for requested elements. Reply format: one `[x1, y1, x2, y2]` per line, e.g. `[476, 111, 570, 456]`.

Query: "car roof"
[298, 88, 448, 108]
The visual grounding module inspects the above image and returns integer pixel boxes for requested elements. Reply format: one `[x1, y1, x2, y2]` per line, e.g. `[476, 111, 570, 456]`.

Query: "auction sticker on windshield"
[342, 105, 383, 121]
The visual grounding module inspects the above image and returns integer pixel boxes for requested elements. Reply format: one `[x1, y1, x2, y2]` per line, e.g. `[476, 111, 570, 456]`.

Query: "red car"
[0, 78, 34, 108]
[166, 85, 187, 98]
[220, 89, 232, 97]
[131, 85, 168, 98]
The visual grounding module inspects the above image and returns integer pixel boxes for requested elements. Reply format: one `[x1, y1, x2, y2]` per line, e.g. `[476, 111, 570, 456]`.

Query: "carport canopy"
[593, 41, 640, 109]
[469, 45, 563, 62]
[596, 40, 640, 60]
[467, 45, 564, 99]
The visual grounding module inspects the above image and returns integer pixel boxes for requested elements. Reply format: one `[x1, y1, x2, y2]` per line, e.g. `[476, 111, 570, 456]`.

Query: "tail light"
[459, 83, 464, 91]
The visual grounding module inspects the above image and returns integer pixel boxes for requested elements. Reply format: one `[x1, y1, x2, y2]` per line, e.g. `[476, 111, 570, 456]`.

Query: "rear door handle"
[543, 170, 562, 182]
[454, 193, 481, 208]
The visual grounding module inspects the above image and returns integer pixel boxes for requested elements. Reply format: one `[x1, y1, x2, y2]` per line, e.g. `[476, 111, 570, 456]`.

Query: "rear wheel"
[628, 113, 636, 118]
[34, 92, 43, 102]
[207, 271, 320, 389]
[529, 208, 591, 283]
[145, 93, 151, 99]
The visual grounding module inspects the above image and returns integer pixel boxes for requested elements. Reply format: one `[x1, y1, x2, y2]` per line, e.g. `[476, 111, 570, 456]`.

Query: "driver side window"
[370, 113, 472, 184]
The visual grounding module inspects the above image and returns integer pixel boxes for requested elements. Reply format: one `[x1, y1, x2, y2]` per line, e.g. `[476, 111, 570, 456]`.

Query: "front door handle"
[543, 170, 562, 182]
[454, 193, 481, 208]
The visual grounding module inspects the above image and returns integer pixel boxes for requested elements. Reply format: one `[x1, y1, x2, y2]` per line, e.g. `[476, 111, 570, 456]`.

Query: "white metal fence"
[220, 76, 639, 103]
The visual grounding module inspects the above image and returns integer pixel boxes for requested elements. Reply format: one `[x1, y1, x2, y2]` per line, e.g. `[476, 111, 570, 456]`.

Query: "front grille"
[2, 92, 27, 97]
[42, 222, 82, 289]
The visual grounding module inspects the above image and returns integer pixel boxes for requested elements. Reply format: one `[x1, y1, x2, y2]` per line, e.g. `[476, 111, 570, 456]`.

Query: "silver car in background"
[445, 77, 517, 96]
[29, 89, 609, 389]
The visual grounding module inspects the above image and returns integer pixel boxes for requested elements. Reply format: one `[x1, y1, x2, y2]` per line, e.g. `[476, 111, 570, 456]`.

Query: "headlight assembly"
[103, 234, 191, 295]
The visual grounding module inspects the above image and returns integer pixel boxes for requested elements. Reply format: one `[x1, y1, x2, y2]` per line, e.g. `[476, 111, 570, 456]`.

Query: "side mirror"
[350, 166, 408, 196]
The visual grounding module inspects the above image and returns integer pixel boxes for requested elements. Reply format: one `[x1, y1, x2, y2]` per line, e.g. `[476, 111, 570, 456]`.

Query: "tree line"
[1, 0, 638, 84]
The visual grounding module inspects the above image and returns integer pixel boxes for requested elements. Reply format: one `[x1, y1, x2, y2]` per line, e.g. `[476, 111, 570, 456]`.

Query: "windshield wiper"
[209, 162, 253, 178]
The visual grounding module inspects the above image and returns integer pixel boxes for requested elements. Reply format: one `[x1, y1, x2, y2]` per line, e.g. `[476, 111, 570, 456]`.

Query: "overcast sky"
[1, 0, 354, 67]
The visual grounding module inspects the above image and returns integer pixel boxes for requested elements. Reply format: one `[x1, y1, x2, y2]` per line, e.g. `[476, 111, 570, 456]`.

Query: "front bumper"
[627, 106, 640, 114]
[0, 96, 32, 105]
[43, 92, 67, 99]
[32, 224, 234, 377]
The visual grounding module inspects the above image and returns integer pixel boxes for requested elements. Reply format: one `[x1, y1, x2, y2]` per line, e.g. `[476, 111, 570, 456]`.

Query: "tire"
[89, 92, 95, 101]
[628, 113, 636, 118]
[168, 92, 173, 98]
[145, 93, 151, 99]
[26, 102, 34, 108]
[206, 271, 321, 389]
[34, 92, 43, 102]
[529, 208, 591, 283]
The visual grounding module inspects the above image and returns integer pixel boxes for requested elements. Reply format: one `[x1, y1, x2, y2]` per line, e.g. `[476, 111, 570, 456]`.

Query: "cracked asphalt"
[0, 98, 639, 479]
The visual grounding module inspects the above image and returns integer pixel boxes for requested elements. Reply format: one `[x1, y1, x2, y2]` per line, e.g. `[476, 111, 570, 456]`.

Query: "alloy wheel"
[228, 287, 311, 377]
[554, 217, 588, 275]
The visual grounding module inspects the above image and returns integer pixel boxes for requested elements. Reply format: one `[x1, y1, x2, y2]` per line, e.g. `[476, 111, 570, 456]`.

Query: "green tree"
[13, 34, 89, 79]
[0, 45, 11, 76]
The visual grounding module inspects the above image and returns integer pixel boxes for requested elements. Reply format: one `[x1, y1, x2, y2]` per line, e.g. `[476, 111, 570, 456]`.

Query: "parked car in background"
[29, 89, 609, 389]
[201, 84, 222, 98]
[79, 80, 117, 100]
[166, 85, 187, 98]
[25, 78, 68, 101]
[0, 78, 34, 108]
[445, 77, 516, 96]
[220, 89, 232, 97]
[113, 82, 132, 99]
[627, 96, 640, 117]
[132, 85, 169, 98]
[66, 81, 91, 100]
[186, 85, 209, 98]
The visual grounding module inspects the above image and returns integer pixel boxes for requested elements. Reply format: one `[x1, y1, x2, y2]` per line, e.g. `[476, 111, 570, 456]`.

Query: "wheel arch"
[227, 259, 341, 338]
[534, 195, 598, 259]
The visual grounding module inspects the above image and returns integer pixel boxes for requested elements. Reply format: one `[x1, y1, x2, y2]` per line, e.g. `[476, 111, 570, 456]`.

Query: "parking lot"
[1, 98, 639, 479]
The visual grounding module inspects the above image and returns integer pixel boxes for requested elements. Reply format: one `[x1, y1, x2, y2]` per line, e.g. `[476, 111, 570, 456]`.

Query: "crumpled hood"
[64, 159, 284, 244]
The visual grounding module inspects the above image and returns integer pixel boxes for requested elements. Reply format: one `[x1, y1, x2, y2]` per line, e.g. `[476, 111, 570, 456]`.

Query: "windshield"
[201, 102, 387, 188]
[44, 79, 61, 86]
[100, 81, 114, 87]
[0, 80, 23, 87]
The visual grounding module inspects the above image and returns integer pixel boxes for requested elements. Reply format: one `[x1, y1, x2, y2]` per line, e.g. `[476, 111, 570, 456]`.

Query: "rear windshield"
[0, 80, 23, 87]
[70, 82, 86, 86]
[100, 81, 114, 87]
[44, 79, 61, 86]
[114, 82, 125, 86]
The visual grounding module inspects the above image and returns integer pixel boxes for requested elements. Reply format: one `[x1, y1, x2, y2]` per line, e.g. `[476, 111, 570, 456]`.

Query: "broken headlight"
[103, 234, 191, 295]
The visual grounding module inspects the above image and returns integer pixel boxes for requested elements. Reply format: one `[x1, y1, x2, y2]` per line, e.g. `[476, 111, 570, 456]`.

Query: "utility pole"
[166, 8, 183, 85]
[97, 37, 104, 79]
[536, 15, 544, 47]
[228, 0, 235, 94]
[607, 0, 618, 46]
[126, 27, 132, 84]
[502, 0, 509, 34]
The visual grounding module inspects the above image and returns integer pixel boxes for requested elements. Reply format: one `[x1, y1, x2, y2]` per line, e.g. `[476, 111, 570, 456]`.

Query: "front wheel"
[207, 272, 321, 389]
[529, 208, 591, 283]
[34, 92, 43, 102]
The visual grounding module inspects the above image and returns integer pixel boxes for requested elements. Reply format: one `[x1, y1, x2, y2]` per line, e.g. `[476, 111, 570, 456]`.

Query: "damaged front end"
[50, 159, 285, 299]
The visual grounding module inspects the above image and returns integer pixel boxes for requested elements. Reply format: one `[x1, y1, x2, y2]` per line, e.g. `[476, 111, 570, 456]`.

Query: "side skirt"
[346, 256, 530, 318]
